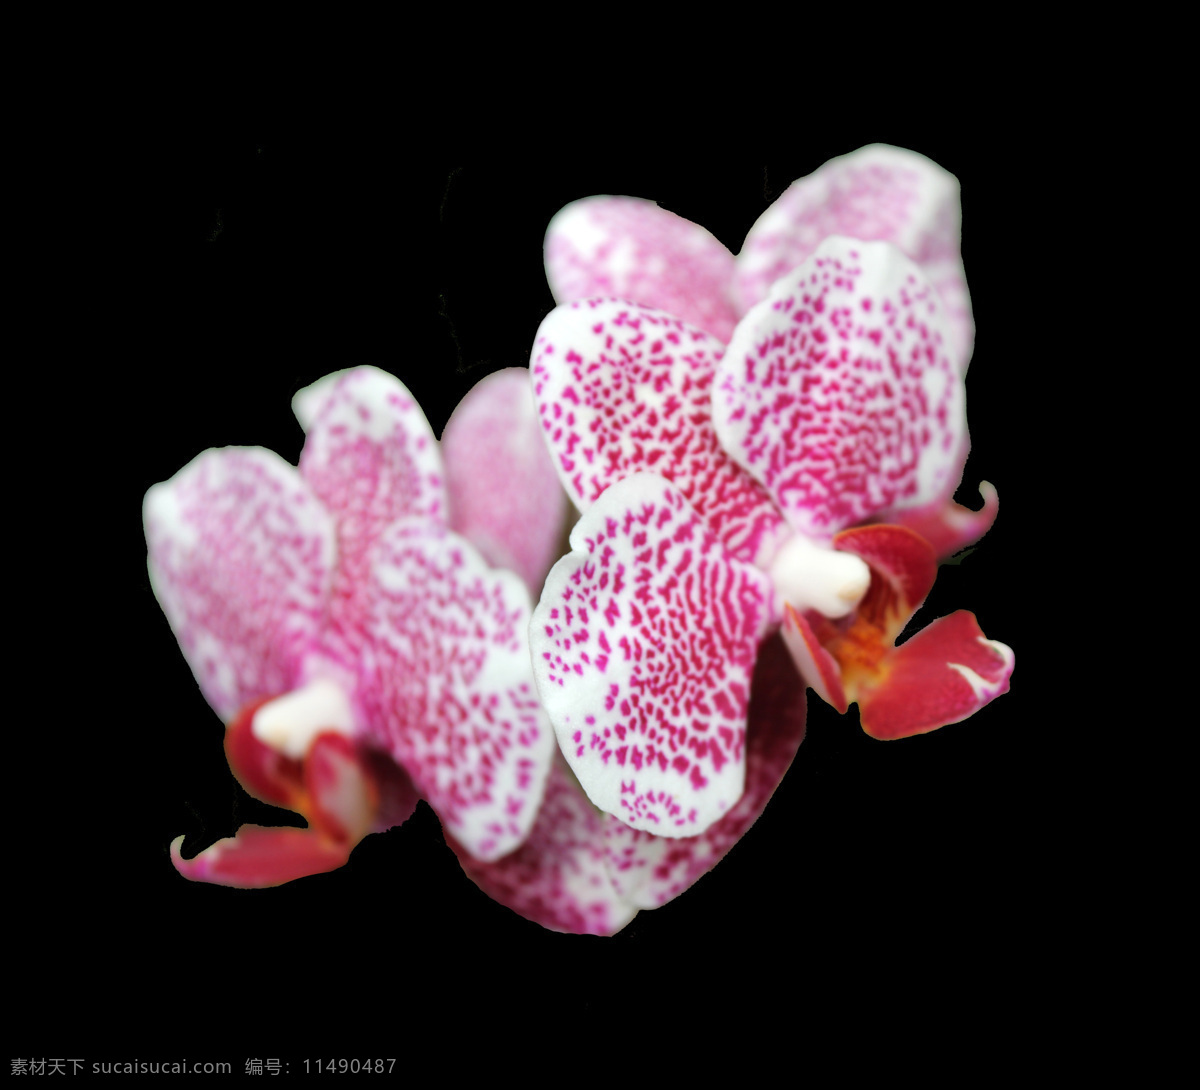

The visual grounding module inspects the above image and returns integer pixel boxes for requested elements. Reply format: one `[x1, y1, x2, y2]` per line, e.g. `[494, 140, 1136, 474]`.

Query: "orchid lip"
[947, 638, 1016, 700]
[251, 678, 355, 759]
[768, 531, 871, 620]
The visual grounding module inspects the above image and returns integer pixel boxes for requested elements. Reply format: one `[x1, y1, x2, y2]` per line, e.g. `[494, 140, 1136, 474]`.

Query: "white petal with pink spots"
[736, 145, 972, 372]
[715, 237, 965, 540]
[531, 474, 774, 838]
[144, 447, 335, 722]
[532, 299, 789, 568]
[365, 519, 553, 861]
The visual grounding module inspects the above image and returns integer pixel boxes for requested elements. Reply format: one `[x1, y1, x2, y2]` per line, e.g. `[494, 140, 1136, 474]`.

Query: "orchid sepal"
[735, 143, 973, 373]
[545, 195, 740, 343]
[143, 447, 337, 724]
[440, 367, 568, 597]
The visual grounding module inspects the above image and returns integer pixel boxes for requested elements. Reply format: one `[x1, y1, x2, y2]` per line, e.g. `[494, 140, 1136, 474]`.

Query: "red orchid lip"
[171, 687, 390, 889]
[856, 611, 1014, 740]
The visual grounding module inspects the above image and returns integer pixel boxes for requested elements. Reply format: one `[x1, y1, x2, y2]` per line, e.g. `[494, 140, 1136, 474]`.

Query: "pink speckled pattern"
[299, 368, 446, 534]
[365, 519, 552, 860]
[453, 754, 639, 936]
[531, 474, 774, 837]
[298, 368, 447, 661]
[735, 144, 973, 371]
[458, 634, 806, 930]
[545, 196, 740, 343]
[441, 367, 568, 596]
[602, 632, 806, 908]
[144, 447, 336, 722]
[919, 256, 974, 374]
[531, 300, 789, 568]
[714, 237, 965, 540]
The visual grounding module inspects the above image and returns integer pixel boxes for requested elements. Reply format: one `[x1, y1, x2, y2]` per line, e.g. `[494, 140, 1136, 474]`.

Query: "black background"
[18, 120, 1061, 1061]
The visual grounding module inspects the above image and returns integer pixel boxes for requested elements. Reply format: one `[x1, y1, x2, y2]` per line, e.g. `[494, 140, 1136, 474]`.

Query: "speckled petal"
[441, 367, 568, 596]
[602, 632, 807, 908]
[453, 754, 638, 935]
[297, 367, 447, 659]
[715, 237, 965, 540]
[546, 196, 740, 342]
[292, 369, 345, 432]
[364, 519, 553, 861]
[531, 300, 789, 568]
[736, 145, 971, 371]
[920, 256, 974, 374]
[531, 474, 775, 838]
[144, 448, 336, 722]
[856, 611, 1014, 740]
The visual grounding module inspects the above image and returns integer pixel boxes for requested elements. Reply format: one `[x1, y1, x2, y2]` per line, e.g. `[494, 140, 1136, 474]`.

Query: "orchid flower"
[438, 369, 809, 935]
[145, 366, 555, 887]
[527, 146, 1015, 843]
[543, 144, 997, 557]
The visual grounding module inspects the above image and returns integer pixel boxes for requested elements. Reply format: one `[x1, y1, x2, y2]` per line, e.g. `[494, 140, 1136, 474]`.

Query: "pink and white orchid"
[145, 366, 555, 887]
[438, 369, 808, 935]
[528, 145, 1014, 843]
